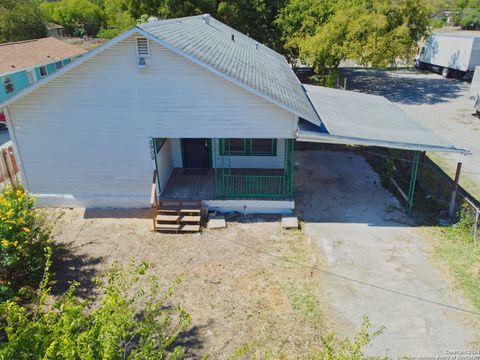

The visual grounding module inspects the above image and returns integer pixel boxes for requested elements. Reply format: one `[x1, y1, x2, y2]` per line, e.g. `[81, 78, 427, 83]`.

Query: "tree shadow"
[172, 320, 213, 359]
[339, 68, 468, 105]
[50, 242, 104, 299]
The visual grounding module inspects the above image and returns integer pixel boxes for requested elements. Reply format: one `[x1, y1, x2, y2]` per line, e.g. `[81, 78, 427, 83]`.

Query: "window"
[251, 139, 276, 156]
[39, 65, 48, 77]
[220, 139, 247, 155]
[55, 61, 63, 70]
[3, 76, 14, 94]
[220, 139, 276, 156]
[136, 37, 150, 57]
[27, 69, 36, 84]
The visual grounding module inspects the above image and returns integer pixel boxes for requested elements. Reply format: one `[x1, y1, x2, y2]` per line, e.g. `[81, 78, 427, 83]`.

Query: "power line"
[220, 236, 480, 316]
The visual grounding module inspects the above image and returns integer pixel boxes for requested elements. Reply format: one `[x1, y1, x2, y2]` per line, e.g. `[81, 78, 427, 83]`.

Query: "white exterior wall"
[6, 34, 296, 208]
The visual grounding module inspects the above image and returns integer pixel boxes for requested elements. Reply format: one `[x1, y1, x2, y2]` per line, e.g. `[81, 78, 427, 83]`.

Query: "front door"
[182, 138, 210, 168]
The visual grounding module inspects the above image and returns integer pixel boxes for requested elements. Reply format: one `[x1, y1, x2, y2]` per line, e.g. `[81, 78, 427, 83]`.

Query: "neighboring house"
[0, 37, 86, 106]
[46, 23, 65, 38]
[0, 15, 466, 219]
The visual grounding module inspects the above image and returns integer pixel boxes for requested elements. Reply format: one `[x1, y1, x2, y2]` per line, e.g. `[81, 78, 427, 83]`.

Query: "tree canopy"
[41, 0, 105, 37]
[277, 0, 432, 76]
[0, 0, 47, 43]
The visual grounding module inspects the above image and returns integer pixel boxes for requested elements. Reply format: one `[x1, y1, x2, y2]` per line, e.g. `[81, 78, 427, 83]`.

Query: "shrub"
[0, 260, 191, 359]
[309, 316, 387, 359]
[97, 27, 121, 39]
[0, 186, 52, 301]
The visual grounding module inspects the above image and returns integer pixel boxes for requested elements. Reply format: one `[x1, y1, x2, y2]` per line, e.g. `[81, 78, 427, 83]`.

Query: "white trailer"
[415, 33, 480, 78]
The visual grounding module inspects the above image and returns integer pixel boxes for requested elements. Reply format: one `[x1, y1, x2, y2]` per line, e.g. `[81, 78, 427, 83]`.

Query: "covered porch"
[153, 138, 295, 202]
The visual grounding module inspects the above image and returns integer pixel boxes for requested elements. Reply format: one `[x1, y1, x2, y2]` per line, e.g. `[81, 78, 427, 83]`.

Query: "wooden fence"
[0, 142, 19, 188]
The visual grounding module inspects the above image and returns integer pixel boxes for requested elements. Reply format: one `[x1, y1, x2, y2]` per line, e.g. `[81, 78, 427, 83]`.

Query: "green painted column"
[406, 150, 421, 216]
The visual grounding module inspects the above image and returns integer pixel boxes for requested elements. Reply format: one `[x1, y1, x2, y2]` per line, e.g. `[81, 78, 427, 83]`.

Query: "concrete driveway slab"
[295, 150, 478, 357]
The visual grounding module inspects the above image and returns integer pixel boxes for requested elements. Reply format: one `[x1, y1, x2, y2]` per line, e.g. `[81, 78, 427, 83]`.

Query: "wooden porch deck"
[159, 168, 285, 200]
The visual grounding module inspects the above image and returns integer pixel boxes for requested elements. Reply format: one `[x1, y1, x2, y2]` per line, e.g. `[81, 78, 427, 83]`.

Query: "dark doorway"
[182, 138, 210, 168]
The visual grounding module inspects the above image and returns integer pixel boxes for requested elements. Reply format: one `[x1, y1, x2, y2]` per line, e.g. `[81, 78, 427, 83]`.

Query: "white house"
[0, 15, 467, 231]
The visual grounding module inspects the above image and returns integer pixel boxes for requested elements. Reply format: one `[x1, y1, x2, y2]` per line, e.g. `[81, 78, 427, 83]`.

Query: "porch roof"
[299, 85, 469, 154]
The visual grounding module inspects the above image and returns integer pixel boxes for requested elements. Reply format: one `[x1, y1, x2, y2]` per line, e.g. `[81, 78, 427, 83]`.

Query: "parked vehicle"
[415, 33, 480, 79]
[469, 66, 480, 113]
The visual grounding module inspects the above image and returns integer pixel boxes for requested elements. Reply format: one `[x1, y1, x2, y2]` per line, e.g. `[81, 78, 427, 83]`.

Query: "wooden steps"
[153, 200, 204, 233]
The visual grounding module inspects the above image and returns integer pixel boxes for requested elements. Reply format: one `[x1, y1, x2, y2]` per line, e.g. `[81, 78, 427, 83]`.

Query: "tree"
[277, 0, 432, 78]
[453, 0, 480, 29]
[216, 0, 286, 51]
[0, 186, 52, 301]
[0, 261, 191, 358]
[0, 0, 47, 43]
[98, 0, 136, 38]
[124, 0, 216, 20]
[41, 0, 105, 37]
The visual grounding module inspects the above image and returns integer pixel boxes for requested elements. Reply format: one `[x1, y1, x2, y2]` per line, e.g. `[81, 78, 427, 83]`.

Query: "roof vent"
[202, 14, 210, 25]
[255, 42, 259, 50]
[231, 34, 235, 42]
[136, 37, 150, 57]
[147, 17, 158, 23]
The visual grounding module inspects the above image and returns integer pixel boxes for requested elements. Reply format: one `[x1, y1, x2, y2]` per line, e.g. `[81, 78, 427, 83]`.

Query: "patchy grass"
[428, 152, 480, 201]
[426, 224, 480, 312]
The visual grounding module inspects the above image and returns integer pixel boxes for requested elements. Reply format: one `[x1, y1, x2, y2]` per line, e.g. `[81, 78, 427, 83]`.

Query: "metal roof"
[299, 85, 469, 154]
[138, 15, 320, 125]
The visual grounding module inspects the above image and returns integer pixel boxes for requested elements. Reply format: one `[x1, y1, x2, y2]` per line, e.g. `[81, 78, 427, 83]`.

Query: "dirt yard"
[50, 208, 329, 358]
[48, 149, 480, 358]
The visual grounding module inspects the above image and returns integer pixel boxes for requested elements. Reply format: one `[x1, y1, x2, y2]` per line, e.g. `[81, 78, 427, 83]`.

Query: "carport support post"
[406, 151, 421, 216]
[448, 162, 462, 218]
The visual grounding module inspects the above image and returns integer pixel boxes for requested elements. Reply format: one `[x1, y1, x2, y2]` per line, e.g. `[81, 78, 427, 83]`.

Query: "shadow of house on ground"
[83, 208, 151, 219]
[294, 148, 413, 227]
[339, 68, 468, 105]
[50, 242, 103, 299]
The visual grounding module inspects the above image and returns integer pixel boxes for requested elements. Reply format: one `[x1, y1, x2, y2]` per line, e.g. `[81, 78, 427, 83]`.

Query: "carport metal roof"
[299, 84, 469, 155]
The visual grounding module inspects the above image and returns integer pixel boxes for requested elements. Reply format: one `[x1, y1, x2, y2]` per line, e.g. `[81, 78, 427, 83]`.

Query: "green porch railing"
[213, 138, 294, 200]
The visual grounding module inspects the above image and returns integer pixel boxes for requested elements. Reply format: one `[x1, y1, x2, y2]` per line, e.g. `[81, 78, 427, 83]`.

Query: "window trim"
[38, 65, 48, 78]
[3, 76, 15, 94]
[220, 138, 277, 156]
[26, 68, 37, 84]
[135, 37, 150, 57]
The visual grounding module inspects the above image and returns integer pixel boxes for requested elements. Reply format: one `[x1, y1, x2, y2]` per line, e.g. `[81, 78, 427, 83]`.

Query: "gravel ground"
[296, 149, 479, 357]
[339, 68, 480, 200]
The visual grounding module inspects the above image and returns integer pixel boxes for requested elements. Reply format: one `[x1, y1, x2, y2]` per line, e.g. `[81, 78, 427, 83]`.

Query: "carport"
[298, 85, 469, 214]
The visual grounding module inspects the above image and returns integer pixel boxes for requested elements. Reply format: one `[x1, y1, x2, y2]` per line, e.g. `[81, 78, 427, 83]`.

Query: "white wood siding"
[7, 34, 296, 207]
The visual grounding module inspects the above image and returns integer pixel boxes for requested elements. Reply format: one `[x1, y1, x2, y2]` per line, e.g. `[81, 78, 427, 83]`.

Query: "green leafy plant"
[0, 259, 191, 359]
[0, 186, 52, 301]
[308, 316, 387, 359]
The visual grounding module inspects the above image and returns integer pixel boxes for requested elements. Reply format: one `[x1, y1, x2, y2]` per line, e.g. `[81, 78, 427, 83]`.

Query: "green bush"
[0, 186, 52, 301]
[97, 27, 122, 39]
[0, 260, 191, 359]
[309, 316, 387, 359]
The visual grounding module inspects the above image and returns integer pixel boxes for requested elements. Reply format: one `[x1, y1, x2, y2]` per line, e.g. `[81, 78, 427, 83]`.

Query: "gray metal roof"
[138, 15, 320, 125]
[299, 85, 469, 154]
